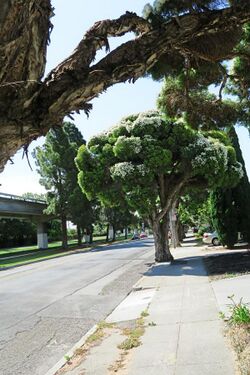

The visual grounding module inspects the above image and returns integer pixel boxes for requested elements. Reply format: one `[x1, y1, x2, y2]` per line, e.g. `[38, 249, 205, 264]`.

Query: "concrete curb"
[44, 260, 154, 375]
[44, 324, 98, 375]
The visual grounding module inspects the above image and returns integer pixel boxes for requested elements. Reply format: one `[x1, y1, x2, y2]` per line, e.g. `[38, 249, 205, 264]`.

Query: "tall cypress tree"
[229, 127, 250, 243]
[211, 127, 250, 247]
[210, 188, 238, 248]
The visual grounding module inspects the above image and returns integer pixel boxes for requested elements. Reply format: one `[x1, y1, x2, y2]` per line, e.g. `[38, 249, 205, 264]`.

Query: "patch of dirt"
[226, 324, 250, 375]
[108, 350, 129, 374]
[203, 251, 250, 281]
[55, 323, 114, 375]
[55, 316, 148, 375]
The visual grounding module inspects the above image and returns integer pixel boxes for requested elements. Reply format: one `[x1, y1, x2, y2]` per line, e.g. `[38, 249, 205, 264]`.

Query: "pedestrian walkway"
[50, 243, 242, 375]
[121, 251, 235, 375]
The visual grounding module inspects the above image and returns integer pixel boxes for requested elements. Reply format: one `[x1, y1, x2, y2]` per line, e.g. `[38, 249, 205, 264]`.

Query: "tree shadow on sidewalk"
[143, 255, 207, 277]
[143, 250, 250, 279]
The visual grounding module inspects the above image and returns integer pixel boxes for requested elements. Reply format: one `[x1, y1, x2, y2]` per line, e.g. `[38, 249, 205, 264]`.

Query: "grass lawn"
[0, 239, 79, 256]
[0, 234, 131, 269]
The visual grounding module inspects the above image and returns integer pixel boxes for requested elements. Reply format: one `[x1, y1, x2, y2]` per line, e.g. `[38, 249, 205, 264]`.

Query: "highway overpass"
[0, 193, 50, 249]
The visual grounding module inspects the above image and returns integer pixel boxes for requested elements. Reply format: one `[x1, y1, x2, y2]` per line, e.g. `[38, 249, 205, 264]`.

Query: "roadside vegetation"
[0, 233, 132, 269]
[205, 251, 250, 374]
[219, 296, 250, 375]
[56, 311, 150, 375]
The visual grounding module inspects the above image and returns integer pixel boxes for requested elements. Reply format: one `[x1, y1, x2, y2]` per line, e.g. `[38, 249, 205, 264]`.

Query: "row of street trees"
[33, 123, 140, 248]
[15, 1, 249, 258]
[32, 93, 250, 258]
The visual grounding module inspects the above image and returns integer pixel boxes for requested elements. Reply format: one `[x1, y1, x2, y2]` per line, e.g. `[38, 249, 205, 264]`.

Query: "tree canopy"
[210, 127, 250, 247]
[0, 1, 249, 172]
[76, 110, 242, 261]
[33, 122, 93, 248]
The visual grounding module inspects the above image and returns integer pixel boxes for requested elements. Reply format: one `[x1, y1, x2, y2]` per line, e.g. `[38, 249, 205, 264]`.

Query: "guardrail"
[0, 192, 46, 205]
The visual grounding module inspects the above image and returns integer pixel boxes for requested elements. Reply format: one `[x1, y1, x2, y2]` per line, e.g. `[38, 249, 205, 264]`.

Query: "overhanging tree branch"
[0, 3, 250, 172]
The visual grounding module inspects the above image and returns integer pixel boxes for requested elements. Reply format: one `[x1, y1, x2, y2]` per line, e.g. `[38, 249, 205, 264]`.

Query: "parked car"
[203, 231, 220, 246]
[131, 233, 140, 240]
[139, 232, 148, 239]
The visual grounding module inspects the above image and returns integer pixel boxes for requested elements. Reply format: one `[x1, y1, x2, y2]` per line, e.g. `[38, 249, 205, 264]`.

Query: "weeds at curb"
[148, 321, 157, 326]
[118, 326, 145, 350]
[56, 322, 116, 374]
[220, 295, 250, 375]
[227, 295, 250, 324]
[64, 355, 71, 363]
[86, 321, 115, 344]
[141, 309, 149, 317]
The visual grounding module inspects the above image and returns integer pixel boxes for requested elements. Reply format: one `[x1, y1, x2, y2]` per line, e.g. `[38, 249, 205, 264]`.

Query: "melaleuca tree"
[150, 4, 249, 248]
[211, 127, 250, 247]
[76, 110, 242, 262]
[0, 2, 250, 171]
[33, 122, 92, 248]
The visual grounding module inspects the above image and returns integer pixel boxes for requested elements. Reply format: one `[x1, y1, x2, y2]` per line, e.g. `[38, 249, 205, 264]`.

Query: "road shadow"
[89, 238, 154, 253]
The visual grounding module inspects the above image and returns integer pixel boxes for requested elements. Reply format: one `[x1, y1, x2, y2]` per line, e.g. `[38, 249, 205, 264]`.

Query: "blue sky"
[1, 1, 249, 195]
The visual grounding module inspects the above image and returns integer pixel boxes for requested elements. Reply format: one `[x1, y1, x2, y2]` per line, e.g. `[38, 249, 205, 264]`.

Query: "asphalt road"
[0, 238, 154, 375]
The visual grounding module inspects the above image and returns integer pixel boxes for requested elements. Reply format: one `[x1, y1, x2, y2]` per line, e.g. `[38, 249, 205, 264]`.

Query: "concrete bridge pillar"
[37, 222, 48, 249]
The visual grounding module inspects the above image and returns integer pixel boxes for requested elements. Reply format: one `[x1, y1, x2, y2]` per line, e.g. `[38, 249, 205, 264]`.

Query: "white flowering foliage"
[77, 108, 243, 220]
[111, 162, 149, 181]
[111, 162, 135, 179]
[128, 110, 164, 137]
[113, 136, 142, 159]
[184, 136, 223, 173]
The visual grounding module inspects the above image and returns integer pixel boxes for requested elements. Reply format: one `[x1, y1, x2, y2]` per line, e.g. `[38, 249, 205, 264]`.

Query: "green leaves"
[33, 122, 94, 230]
[77, 110, 242, 224]
[113, 136, 142, 160]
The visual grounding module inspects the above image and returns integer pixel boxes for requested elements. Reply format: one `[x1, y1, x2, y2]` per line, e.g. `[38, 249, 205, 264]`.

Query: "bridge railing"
[0, 192, 46, 204]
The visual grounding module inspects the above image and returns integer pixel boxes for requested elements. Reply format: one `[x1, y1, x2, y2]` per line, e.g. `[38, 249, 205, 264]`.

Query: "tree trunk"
[153, 216, 174, 262]
[106, 224, 109, 242]
[89, 226, 93, 244]
[172, 215, 183, 247]
[124, 227, 128, 239]
[77, 224, 82, 246]
[86, 225, 93, 244]
[112, 225, 116, 242]
[61, 215, 68, 249]
[177, 220, 185, 244]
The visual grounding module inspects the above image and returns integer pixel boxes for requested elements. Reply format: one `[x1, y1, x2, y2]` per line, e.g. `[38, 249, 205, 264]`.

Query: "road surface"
[0, 238, 154, 375]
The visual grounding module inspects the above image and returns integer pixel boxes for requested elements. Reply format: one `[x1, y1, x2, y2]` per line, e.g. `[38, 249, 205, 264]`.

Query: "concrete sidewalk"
[50, 244, 248, 375]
